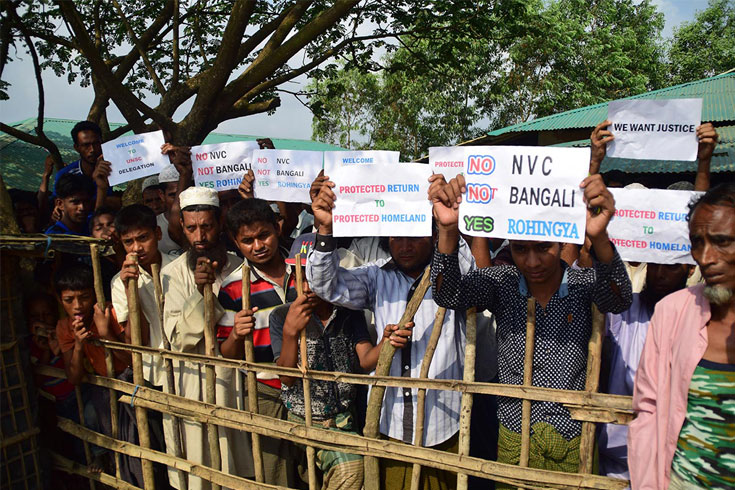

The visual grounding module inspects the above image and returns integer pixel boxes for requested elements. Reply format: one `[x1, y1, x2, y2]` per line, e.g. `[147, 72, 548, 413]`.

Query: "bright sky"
[0, 1, 711, 141]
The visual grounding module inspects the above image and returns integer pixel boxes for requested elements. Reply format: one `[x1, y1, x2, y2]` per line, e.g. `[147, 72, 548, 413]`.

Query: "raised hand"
[92, 155, 112, 190]
[590, 120, 614, 174]
[238, 169, 255, 199]
[580, 174, 615, 242]
[430, 174, 465, 231]
[312, 178, 336, 235]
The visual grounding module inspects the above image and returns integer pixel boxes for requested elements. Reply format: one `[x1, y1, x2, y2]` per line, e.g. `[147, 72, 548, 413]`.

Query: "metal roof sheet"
[0, 118, 345, 192]
[488, 73, 735, 136]
[551, 125, 735, 173]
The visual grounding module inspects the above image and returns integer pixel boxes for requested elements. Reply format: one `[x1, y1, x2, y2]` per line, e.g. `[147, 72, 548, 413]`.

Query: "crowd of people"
[10, 119, 734, 490]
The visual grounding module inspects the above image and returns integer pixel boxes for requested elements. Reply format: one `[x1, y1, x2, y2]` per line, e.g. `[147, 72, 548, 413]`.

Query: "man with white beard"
[629, 182, 735, 490]
[161, 187, 251, 489]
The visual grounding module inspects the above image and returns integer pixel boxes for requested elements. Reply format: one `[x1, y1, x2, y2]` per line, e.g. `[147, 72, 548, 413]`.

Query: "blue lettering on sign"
[507, 218, 579, 240]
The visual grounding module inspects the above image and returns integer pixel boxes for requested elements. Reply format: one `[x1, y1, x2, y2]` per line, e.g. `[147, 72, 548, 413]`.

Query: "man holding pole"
[308, 179, 475, 490]
[161, 187, 251, 490]
[429, 174, 632, 484]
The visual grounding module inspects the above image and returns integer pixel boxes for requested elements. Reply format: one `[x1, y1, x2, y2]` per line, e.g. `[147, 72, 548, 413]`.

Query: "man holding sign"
[431, 174, 632, 481]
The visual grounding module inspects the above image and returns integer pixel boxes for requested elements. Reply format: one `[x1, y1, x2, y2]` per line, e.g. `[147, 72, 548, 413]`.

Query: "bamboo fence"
[1, 237, 634, 490]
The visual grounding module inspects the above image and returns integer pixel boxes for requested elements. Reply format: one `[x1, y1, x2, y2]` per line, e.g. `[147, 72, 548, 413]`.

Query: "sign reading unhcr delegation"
[102, 130, 170, 186]
[457, 146, 590, 244]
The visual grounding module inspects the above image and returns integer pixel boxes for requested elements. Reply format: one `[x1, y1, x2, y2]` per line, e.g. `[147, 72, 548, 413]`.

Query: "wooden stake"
[457, 307, 477, 490]
[519, 298, 536, 471]
[89, 243, 121, 480]
[74, 386, 96, 490]
[126, 254, 156, 490]
[203, 282, 222, 490]
[151, 262, 188, 489]
[295, 254, 317, 490]
[241, 265, 265, 482]
[578, 304, 605, 474]
[364, 266, 432, 490]
[409, 307, 447, 490]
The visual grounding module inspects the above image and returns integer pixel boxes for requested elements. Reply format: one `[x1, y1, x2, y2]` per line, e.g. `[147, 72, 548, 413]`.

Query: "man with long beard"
[629, 182, 735, 489]
[161, 187, 252, 489]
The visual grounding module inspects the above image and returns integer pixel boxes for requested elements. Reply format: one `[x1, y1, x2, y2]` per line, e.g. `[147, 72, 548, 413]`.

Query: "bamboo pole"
[519, 298, 536, 471]
[52, 453, 140, 490]
[89, 243, 122, 480]
[578, 304, 606, 474]
[364, 266, 432, 490]
[74, 386, 96, 490]
[409, 307, 447, 490]
[202, 282, 222, 490]
[126, 254, 157, 489]
[241, 264, 265, 482]
[294, 254, 317, 490]
[151, 262, 188, 489]
[457, 307, 477, 490]
[81, 338, 635, 415]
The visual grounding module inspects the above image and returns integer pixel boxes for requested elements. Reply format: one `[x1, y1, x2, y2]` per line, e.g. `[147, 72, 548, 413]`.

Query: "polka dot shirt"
[431, 246, 632, 440]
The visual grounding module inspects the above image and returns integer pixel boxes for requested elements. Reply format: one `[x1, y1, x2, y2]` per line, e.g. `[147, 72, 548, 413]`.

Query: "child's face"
[58, 289, 95, 324]
[27, 298, 57, 327]
[120, 226, 161, 267]
[91, 213, 116, 240]
[59, 193, 92, 225]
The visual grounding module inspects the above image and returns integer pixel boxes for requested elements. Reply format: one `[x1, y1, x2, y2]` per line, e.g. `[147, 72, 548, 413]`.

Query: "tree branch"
[221, 97, 281, 122]
[172, 0, 180, 86]
[111, 0, 167, 95]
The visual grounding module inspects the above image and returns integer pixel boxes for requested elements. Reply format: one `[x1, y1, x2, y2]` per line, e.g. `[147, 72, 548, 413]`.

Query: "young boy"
[90, 206, 122, 302]
[54, 264, 130, 385]
[45, 173, 95, 235]
[268, 234, 402, 490]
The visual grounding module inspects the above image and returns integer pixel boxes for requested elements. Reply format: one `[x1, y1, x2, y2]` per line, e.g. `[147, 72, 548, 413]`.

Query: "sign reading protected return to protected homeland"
[252, 149, 324, 204]
[191, 141, 260, 191]
[323, 150, 400, 176]
[608, 188, 701, 265]
[331, 162, 433, 237]
[457, 146, 590, 244]
[607, 98, 702, 161]
[102, 130, 169, 186]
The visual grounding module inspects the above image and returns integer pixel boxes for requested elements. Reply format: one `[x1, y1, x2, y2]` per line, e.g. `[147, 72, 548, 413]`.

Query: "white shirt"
[157, 213, 183, 256]
[111, 252, 173, 386]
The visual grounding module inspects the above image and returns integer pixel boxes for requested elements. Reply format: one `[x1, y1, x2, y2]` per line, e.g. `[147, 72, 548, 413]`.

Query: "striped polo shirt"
[216, 256, 297, 389]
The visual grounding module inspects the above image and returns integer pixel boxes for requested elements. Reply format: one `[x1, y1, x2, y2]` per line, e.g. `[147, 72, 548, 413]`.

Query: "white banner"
[323, 150, 400, 176]
[457, 146, 590, 244]
[191, 141, 259, 191]
[102, 131, 169, 186]
[607, 98, 702, 161]
[608, 188, 700, 264]
[331, 162, 432, 237]
[252, 149, 323, 203]
[430, 146, 466, 181]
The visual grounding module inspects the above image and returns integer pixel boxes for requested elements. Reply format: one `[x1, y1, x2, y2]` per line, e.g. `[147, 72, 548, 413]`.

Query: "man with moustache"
[629, 183, 735, 490]
[161, 187, 251, 489]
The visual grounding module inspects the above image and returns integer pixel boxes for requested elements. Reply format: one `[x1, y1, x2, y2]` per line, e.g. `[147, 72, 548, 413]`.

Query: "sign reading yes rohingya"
[102, 130, 169, 186]
[191, 141, 260, 191]
[608, 188, 701, 265]
[252, 149, 324, 204]
[458, 146, 590, 245]
[607, 98, 702, 161]
[331, 162, 432, 237]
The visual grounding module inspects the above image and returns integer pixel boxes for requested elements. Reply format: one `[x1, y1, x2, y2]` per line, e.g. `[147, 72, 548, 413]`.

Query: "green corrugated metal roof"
[488, 73, 735, 137]
[0, 118, 344, 192]
[551, 125, 735, 173]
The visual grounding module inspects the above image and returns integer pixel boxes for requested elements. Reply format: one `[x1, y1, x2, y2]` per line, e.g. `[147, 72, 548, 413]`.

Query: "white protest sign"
[331, 162, 432, 237]
[430, 146, 466, 180]
[457, 146, 590, 244]
[607, 98, 702, 161]
[323, 150, 400, 176]
[191, 141, 260, 191]
[608, 188, 701, 264]
[102, 131, 169, 186]
[251, 149, 323, 203]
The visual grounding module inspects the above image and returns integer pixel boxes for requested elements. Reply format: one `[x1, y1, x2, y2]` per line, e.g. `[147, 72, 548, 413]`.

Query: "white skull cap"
[179, 186, 219, 209]
[142, 175, 160, 191]
[158, 164, 180, 183]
